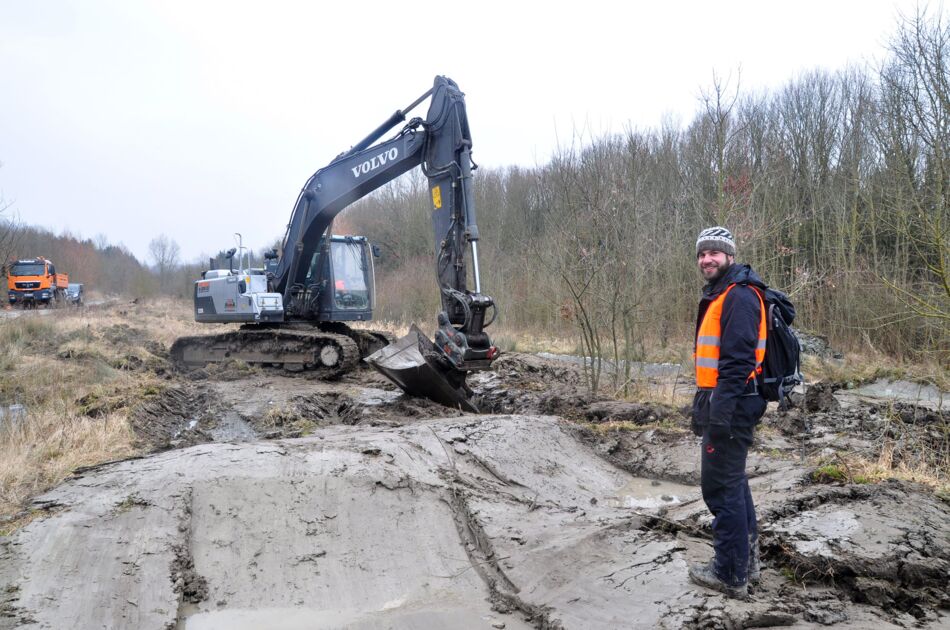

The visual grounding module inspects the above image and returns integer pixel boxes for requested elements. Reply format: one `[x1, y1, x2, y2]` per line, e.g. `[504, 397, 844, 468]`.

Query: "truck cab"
[7, 258, 68, 307]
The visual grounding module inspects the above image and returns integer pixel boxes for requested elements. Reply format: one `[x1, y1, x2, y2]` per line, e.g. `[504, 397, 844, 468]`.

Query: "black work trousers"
[700, 422, 757, 587]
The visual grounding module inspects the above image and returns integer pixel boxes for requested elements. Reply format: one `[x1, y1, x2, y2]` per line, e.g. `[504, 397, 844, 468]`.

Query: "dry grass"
[0, 299, 195, 520]
[804, 351, 949, 391]
[121, 296, 211, 347]
[851, 443, 948, 491]
[259, 405, 317, 436]
[604, 374, 693, 407]
[809, 397, 950, 496]
[489, 325, 580, 356]
[0, 411, 136, 516]
[812, 448, 949, 498]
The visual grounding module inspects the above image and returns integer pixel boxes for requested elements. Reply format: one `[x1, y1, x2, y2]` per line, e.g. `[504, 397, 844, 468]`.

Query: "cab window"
[331, 241, 369, 310]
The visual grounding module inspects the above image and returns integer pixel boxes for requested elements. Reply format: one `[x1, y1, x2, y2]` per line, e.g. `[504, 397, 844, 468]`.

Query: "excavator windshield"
[331, 239, 372, 311]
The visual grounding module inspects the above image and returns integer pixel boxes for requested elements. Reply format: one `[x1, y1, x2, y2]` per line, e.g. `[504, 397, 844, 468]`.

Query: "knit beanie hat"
[696, 226, 736, 256]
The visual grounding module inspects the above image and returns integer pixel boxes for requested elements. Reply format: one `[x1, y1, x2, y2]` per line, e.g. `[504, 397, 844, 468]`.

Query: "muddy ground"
[1, 339, 948, 629]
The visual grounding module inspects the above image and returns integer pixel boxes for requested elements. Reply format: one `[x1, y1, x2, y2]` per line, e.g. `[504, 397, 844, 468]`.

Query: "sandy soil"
[1, 350, 948, 629]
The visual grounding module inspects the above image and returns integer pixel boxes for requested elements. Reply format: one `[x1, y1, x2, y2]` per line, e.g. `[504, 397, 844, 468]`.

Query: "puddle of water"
[0, 404, 27, 430]
[0, 403, 26, 418]
[605, 477, 698, 510]
[846, 379, 946, 410]
[355, 387, 402, 406]
[184, 607, 362, 629]
[210, 412, 257, 442]
[785, 509, 860, 539]
[793, 539, 833, 556]
[780, 509, 861, 558]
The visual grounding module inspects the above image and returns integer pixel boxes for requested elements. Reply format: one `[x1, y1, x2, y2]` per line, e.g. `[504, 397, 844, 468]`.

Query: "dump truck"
[7, 257, 69, 307]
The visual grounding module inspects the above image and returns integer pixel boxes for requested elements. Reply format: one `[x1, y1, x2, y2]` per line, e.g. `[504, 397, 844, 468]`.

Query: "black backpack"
[751, 286, 803, 409]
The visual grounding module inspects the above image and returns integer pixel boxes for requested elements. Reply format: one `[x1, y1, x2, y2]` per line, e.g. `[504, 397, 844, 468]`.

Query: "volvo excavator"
[170, 76, 498, 410]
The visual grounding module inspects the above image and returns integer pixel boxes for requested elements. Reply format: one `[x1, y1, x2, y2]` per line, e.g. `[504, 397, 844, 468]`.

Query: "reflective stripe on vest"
[695, 283, 767, 388]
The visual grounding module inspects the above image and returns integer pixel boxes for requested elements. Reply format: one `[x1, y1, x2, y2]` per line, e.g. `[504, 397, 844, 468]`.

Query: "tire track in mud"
[424, 418, 713, 629]
[445, 489, 563, 630]
[427, 425, 562, 629]
[169, 488, 209, 628]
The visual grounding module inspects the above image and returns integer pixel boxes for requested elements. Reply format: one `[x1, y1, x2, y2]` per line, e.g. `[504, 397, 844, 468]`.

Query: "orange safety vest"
[695, 284, 767, 388]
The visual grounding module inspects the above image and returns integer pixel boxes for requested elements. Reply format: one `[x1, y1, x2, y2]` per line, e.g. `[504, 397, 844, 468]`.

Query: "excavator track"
[170, 327, 361, 376]
[318, 322, 395, 359]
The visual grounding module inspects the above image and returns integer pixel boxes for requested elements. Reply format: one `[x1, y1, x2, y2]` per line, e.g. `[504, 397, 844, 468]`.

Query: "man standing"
[688, 226, 768, 599]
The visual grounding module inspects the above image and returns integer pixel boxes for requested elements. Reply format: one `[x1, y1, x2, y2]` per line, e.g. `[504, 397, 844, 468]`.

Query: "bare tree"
[877, 8, 950, 332]
[149, 234, 181, 291]
[0, 164, 20, 274]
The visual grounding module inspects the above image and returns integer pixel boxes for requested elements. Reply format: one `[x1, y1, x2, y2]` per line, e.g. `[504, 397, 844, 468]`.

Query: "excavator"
[170, 76, 498, 410]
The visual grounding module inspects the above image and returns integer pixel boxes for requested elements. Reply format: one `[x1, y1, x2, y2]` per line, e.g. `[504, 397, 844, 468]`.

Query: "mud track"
[1, 353, 948, 629]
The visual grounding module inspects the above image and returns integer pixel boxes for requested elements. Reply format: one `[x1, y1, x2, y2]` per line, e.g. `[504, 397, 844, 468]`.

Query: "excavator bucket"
[365, 325, 477, 412]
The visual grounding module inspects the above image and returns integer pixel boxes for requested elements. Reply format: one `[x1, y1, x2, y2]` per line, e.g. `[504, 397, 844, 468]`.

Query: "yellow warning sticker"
[431, 185, 442, 209]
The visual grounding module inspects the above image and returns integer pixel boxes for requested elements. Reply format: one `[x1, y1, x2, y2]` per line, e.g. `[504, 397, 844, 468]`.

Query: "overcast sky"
[0, 0, 928, 264]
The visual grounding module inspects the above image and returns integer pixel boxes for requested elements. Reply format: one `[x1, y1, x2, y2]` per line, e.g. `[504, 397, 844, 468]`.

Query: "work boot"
[748, 536, 761, 585]
[688, 562, 748, 600]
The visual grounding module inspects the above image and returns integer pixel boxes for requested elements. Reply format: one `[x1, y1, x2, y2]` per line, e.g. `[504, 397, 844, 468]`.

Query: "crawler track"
[170, 326, 361, 376]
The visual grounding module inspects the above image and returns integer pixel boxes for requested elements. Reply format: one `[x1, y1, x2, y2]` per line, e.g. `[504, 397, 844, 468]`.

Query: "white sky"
[0, 0, 927, 263]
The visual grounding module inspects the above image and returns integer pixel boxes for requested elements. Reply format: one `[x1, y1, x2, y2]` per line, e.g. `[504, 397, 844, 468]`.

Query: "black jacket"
[692, 263, 767, 434]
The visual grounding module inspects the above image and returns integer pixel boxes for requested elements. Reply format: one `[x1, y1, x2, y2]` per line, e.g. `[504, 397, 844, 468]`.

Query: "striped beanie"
[696, 226, 736, 256]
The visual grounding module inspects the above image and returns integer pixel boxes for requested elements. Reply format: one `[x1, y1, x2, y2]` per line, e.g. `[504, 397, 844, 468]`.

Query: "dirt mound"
[2, 416, 636, 629]
[804, 381, 840, 412]
[472, 353, 684, 427]
[23, 415, 942, 630]
[761, 480, 950, 622]
[251, 389, 468, 439]
[765, 392, 949, 475]
[796, 329, 844, 359]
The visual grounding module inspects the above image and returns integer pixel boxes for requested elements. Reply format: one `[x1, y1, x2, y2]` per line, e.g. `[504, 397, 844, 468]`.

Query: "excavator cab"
[191, 234, 376, 326]
[293, 235, 376, 322]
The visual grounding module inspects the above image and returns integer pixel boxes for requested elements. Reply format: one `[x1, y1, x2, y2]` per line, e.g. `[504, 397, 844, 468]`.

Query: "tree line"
[0, 222, 255, 300]
[344, 9, 948, 379]
[1, 225, 151, 296]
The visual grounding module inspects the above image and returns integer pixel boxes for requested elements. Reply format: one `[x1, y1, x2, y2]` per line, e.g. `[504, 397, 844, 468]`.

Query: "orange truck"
[6, 257, 69, 307]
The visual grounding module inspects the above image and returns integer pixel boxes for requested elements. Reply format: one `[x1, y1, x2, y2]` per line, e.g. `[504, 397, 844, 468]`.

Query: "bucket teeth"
[365, 325, 477, 412]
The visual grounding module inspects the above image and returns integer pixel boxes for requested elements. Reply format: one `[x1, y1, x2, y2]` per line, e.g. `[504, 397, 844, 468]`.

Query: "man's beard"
[701, 260, 732, 283]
